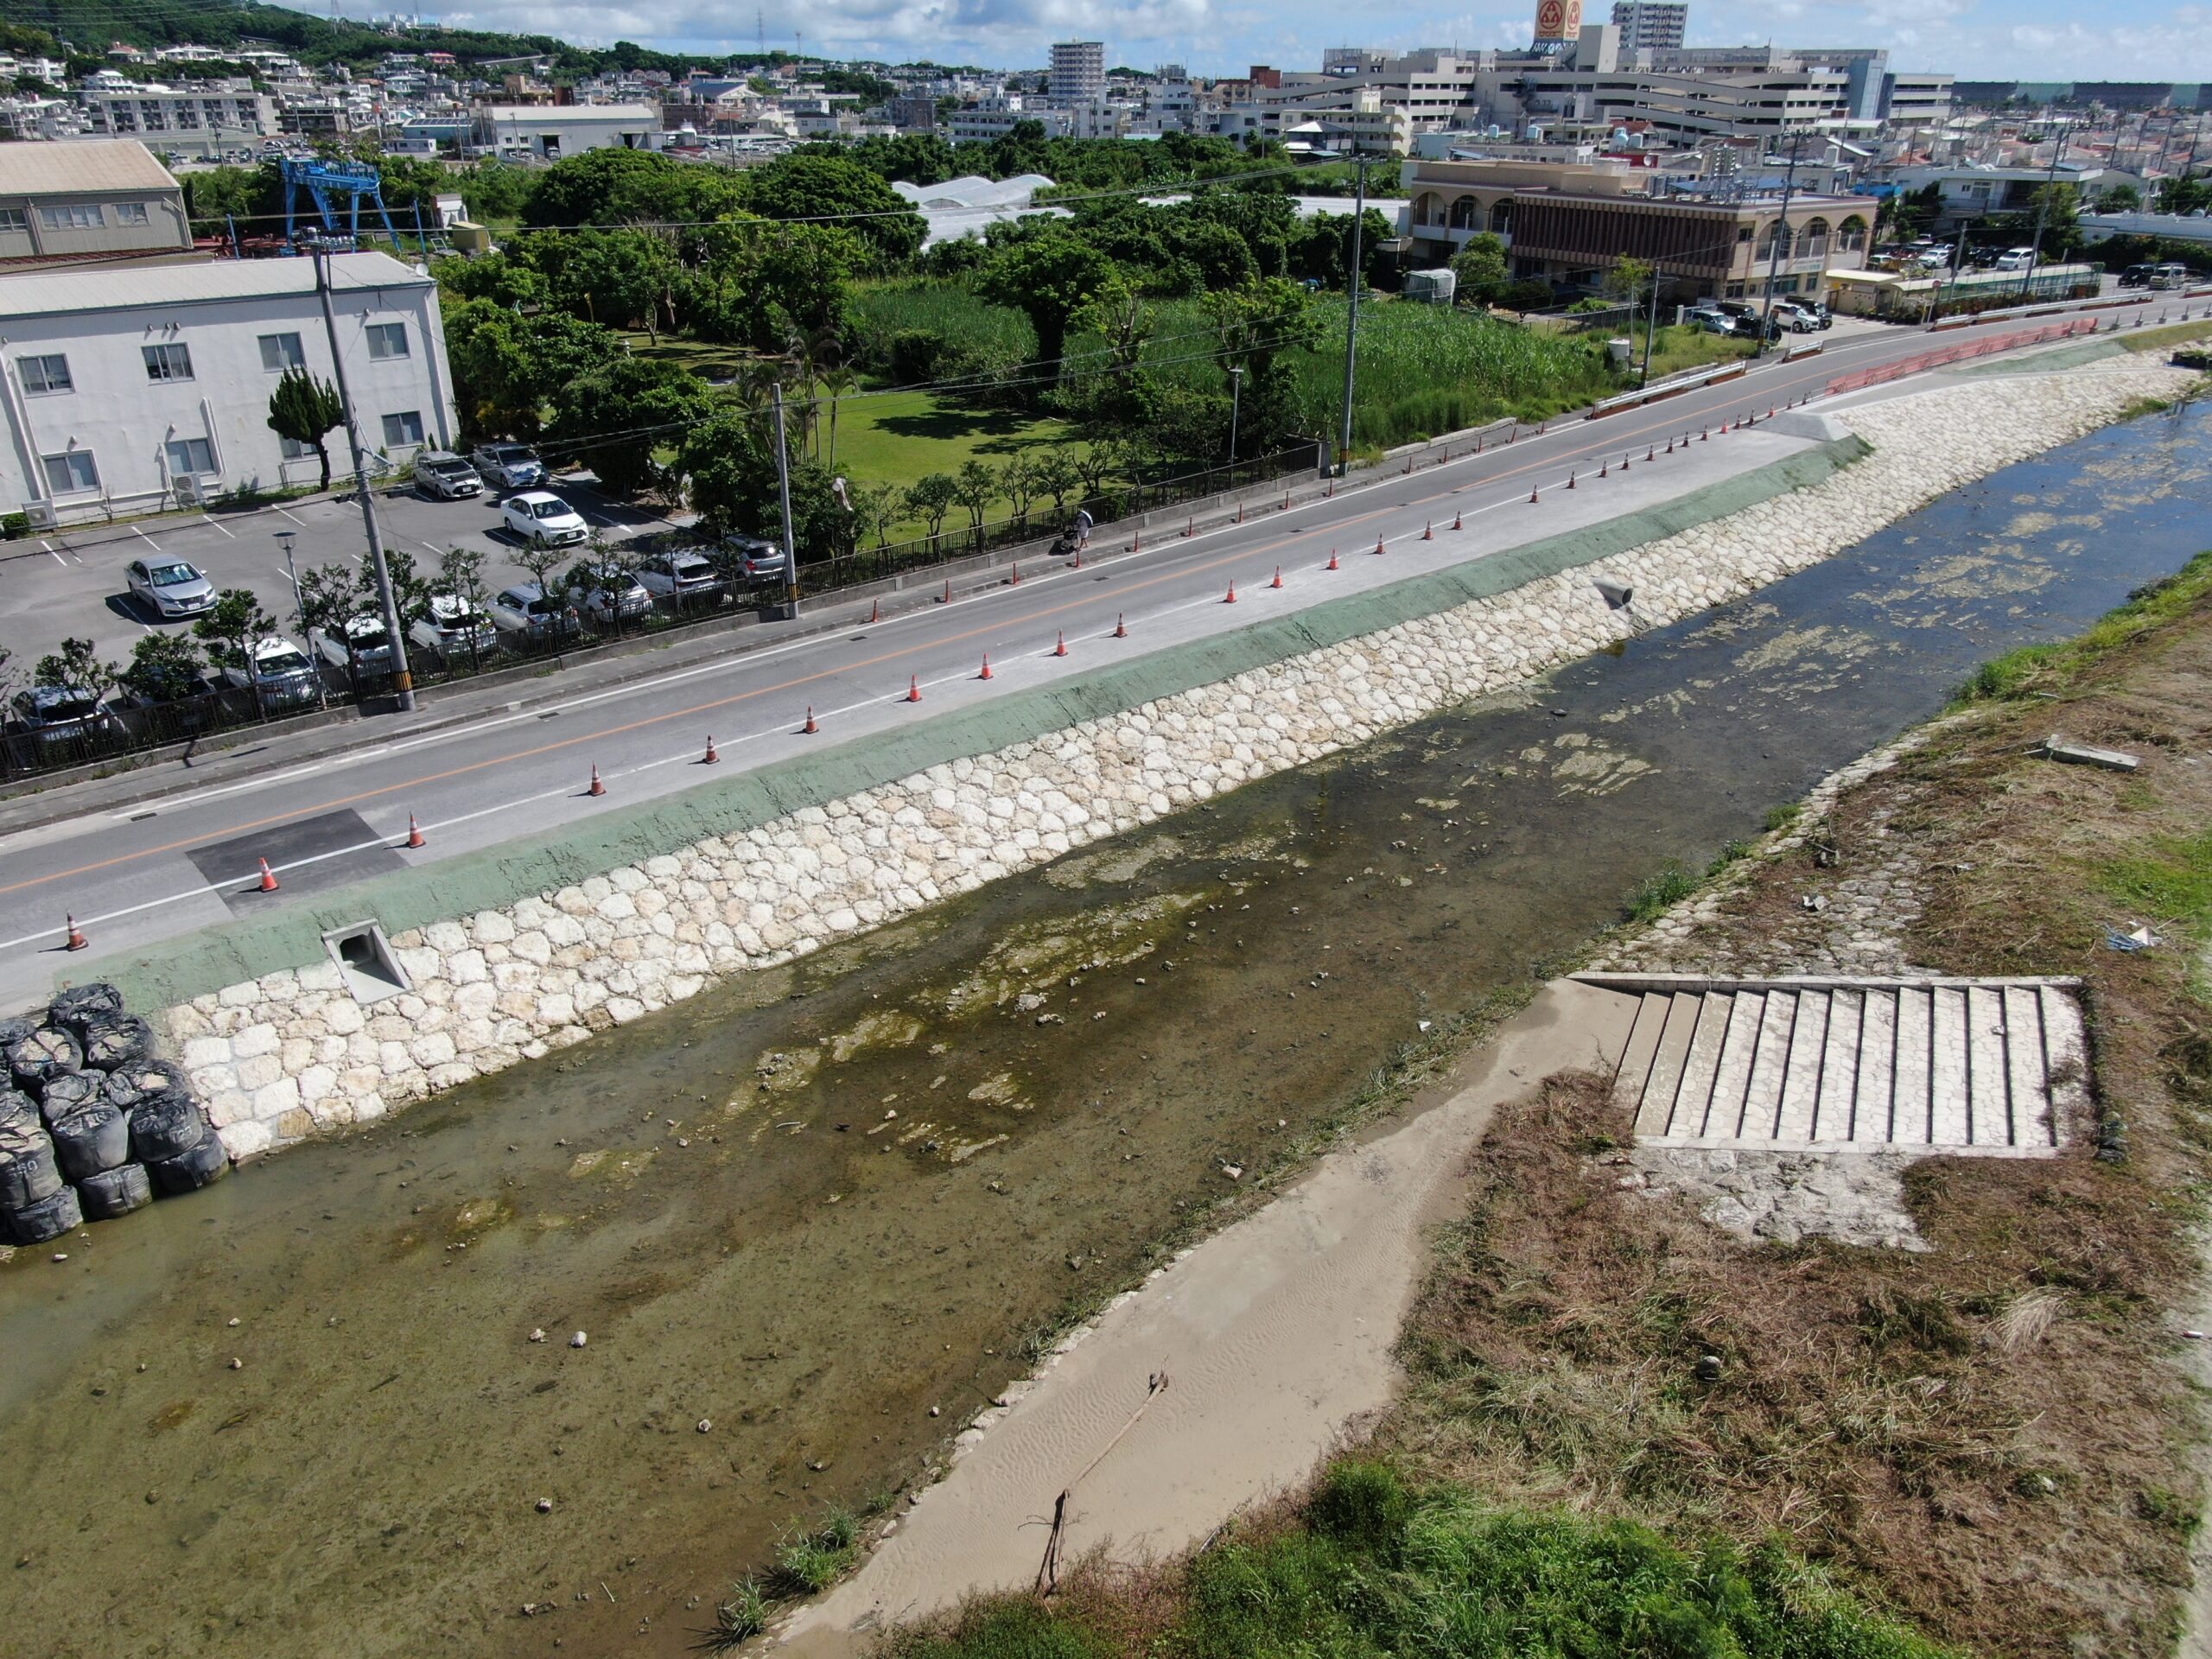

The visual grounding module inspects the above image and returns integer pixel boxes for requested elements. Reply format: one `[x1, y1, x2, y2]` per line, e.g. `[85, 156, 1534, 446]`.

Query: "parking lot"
[0, 468, 696, 682]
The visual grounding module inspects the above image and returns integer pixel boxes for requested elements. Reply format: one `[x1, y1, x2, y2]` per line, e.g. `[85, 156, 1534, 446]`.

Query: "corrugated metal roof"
[0, 251, 432, 320]
[0, 138, 180, 198]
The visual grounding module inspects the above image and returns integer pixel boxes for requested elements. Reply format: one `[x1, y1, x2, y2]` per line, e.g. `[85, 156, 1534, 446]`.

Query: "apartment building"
[0, 139, 191, 266]
[80, 76, 277, 148]
[0, 251, 454, 525]
[1612, 2, 1688, 54]
[1049, 41, 1105, 106]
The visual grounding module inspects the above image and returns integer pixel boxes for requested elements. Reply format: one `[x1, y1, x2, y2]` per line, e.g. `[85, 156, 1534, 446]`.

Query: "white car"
[126, 557, 218, 620]
[501, 491, 588, 549]
[408, 594, 499, 662]
[314, 613, 395, 675]
[1993, 246, 2037, 272]
[219, 634, 321, 713]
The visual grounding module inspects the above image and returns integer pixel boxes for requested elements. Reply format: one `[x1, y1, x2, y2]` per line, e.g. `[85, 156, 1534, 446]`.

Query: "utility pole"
[1755, 132, 1802, 359]
[1637, 272, 1659, 388]
[310, 241, 414, 712]
[1335, 154, 1367, 476]
[1227, 365, 1244, 488]
[770, 384, 799, 622]
[2018, 117, 2069, 303]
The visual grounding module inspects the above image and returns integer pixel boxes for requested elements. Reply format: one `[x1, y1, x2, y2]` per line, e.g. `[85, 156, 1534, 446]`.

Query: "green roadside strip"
[91, 435, 1870, 1014]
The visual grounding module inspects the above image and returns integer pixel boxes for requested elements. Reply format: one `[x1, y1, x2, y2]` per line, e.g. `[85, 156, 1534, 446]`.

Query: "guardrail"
[1824, 317, 2103, 397]
[1585, 359, 1750, 418]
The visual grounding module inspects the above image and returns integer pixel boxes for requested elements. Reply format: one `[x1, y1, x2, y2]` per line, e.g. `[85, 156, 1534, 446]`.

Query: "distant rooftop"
[0, 250, 430, 321]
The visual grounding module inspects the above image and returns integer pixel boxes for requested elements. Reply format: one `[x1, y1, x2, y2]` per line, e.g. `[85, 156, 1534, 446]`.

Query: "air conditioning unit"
[172, 473, 206, 506]
[21, 499, 54, 530]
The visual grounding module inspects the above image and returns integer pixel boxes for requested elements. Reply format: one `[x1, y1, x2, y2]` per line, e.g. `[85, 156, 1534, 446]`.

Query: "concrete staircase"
[1579, 974, 2086, 1154]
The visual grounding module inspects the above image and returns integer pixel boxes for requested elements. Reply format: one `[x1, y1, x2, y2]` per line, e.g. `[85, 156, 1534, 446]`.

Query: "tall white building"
[1049, 41, 1105, 106]
[1612, 1, 1688, 53]
[0, 252, 455, 525]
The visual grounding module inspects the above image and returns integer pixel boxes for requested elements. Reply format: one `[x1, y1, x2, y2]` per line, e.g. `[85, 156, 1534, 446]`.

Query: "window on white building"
[381, 410, 424, 447]
[0, 208, 24, 233]
[41, 449, 99, 493]
[259, 332, 306, 372]
[39, 203, 103, 230]
[279, 435, 316, 460]
[143, 342, 194, 383]
[365, 321, 410, 360]
[114, 201, 150, 226]
[165, 435, 216, 475]
[18, 353, 72, 394]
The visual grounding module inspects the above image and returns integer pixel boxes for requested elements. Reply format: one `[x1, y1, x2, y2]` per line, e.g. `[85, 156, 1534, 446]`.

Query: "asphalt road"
[0, 470, 682, 674]
[0, 294, 2196, 1013]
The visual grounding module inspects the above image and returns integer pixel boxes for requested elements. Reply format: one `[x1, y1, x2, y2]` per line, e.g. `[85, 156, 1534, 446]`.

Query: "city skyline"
[398, 0, 2211, 80]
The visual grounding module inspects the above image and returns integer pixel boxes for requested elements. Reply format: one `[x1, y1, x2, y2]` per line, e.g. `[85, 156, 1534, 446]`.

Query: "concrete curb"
[87, 435, 1872, 1014]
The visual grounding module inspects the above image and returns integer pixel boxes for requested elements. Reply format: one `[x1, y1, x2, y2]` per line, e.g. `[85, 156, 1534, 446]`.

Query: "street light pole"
[1756, 133, 1802, 359]
[2018, 117, 2069, 303]
[1336, 154, 1368, 476]
[1227, 365, 1245, 489]
[274, 529, 302, 632]
[770, 383, 799, 622]
[310, 240, 414, 712]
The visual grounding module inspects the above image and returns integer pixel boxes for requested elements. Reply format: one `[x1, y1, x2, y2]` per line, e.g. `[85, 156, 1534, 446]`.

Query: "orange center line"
[0, 361, 1837, 900]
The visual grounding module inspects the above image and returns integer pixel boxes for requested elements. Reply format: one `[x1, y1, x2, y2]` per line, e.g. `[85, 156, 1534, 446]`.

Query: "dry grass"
[1376, 559, 2212, 1659]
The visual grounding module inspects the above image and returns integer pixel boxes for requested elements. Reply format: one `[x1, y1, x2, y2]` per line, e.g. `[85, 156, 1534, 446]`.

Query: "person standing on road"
[1074, 507, 1092, 551]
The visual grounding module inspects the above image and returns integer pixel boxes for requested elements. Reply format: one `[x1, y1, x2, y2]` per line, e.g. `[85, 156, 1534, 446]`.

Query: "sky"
[402, 0, 2212, 81]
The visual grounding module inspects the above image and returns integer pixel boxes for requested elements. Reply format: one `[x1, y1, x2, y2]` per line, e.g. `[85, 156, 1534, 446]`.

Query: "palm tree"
[820, 365, 859, 473]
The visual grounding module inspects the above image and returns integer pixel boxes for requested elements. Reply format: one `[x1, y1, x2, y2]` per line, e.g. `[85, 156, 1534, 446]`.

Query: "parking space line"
[199, 514, 234, 539]
[130, 525, 160, 550]
[40, 539, 63, 567]
[276, 505, 309, 526]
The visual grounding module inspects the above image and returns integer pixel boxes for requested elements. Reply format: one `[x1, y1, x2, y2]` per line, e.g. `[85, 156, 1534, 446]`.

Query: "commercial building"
[1049, 41, 1105, 106]
[1611, 2, 1688, 54]
[0, 251, 455, 525]
[0, 139, 192, 266]
[79, 76, 278, 154]
[467, 102, 659, 159]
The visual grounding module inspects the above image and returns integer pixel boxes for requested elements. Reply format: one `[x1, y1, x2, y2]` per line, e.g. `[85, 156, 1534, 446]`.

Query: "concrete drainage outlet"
[323, 922, 410, 1005]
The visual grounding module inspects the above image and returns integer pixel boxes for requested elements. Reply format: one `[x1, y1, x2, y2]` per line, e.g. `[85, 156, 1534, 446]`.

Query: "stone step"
[1585, 974, 2080, 1154]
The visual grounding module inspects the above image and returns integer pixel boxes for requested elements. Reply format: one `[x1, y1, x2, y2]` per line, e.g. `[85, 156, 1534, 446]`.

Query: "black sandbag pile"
[0, 985, 225, 1246]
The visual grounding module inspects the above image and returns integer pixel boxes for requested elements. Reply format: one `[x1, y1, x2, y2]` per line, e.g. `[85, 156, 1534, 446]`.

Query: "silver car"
[634, 550, 724, 607]
[469, 442, 544, 491]
[314, 613, 395, 675]
[126, 557, 217, 620]
[486, 583, 582, 644]
[409, 594, 499, 662]
[415, 450, 483, 500]
[561, 558, 653, 626]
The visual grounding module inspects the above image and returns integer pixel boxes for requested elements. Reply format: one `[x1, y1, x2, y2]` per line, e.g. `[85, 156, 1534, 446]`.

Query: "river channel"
[3, 397, 2209, 1659]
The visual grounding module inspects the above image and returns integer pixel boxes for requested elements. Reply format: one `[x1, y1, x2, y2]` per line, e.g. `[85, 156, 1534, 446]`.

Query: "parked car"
[314, 614, 395, 677]
[469, 442, 545, 491]
[1913, 248, 1954, 271]
[219, 634, 321, 713]
[125, 557, 218, 620]
[1686, 306, 1739, 335]
[414, 450, 483, 500]
[2151, 262, 2193, 289]
[2120, 262, 2158, 289]
[486, 583, 582, 645]
[634, 550, 724, 607]
[719, 533, 791, 588]
[1770, 302, 1821, 333]
[561, 557, 653, 626]
[1993, 246, 2037, 272]
[9, 684, 124, 755]
[1714, 302, 1784, 340]
[500, 490, 588, 548]
[408, 594, 500, 663]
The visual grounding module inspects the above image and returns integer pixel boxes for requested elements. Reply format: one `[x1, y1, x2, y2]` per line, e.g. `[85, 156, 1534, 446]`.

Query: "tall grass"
[849, 279, 1036, 376]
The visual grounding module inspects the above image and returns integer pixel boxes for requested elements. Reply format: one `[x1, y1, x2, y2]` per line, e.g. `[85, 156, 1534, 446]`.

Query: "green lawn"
[616, 330, 755, 383]
[825, 390, 1084, 543]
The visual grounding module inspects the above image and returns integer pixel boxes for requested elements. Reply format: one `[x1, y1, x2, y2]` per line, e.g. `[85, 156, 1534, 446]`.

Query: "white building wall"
[0, 254, 454, 524]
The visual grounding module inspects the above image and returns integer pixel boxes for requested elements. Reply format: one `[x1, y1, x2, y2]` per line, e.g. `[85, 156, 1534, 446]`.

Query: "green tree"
[849, 480, 902, 550]
[522, 146, 749, 228]
[678, 410, 775, 542]
[547, 358, 714, 499]
[2094, 183, 2141, 213]
[34, 637, 104, 692]
[951, 459, 997, 549]
[904, 472, 958, 550]
[435, 545, 491, 673]
[114, 632, 205, 704]
[1450, 232, 1510, 306]
[295, 565, 359, 666]
[998, 454, 1039, 534]
[744, 151, 925, 265]
[1205, 276, 1322, 461]
[443, 300, 620, 440]
[1601, 255, 1656, 304]
[266, 368, 345, 490]
[979, 231, 1115, 382]
[1030, 448, 1078, 517]
[192, 590, 276, 679]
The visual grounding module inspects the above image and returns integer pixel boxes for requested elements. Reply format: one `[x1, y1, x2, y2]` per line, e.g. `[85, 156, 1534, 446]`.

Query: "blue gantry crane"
[281, 156, 403, 251]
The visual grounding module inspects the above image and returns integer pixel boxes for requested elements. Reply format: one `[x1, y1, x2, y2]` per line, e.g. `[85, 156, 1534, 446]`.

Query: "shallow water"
[3, 399, 2208, 1659]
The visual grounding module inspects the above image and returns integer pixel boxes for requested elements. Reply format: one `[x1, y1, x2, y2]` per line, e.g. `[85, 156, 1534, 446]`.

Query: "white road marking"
[199, 514, 235, 540]
[40, 539, 63, 567]
[131, 525, 160, 550]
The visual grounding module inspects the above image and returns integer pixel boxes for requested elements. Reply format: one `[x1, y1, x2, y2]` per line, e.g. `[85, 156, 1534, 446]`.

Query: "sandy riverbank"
[779, 978, 1637, 1651]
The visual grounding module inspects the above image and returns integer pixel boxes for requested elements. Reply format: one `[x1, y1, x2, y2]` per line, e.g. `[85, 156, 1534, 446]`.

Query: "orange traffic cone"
[1567, 469, 1577, 489]
[702, 735, 719, 764]
[406, 814, 426, 848]
[1599, 461, 1609, 479]
[1184, 515, 1194, 537]
[1421, 520, 1433, 541]
[1130, 533, 1141, 553]
[978, 653, 993, 680]
[803, 707, 818, 734]
[1646, 444, 1656, 461]
[1666, 437, 1675, 454]
[1114, 613, 1128, 638]
[868, 598, 880, 624]
[65, 915, 86, 951]
[1009, 562, 1020, 585]
[1326, 548, 1340, 570]
[1236, 502, 1244, 524]
[587, 765, 606, 798]
[941, 577, 952, 603]
[1452, 510, 1464, 530]
[1701, 426, 1710, 441]
[1052, 630, 1067, 657]
[1529, 484, 1540, 503]
[257, 857, 280, 892]
[1621, 454, 1631, 471]
[1270, 566, 1283, 589]
[1224, 583, 1237, 604]
[1374, 534, 1386, 555]
[906, 675, 922, 703]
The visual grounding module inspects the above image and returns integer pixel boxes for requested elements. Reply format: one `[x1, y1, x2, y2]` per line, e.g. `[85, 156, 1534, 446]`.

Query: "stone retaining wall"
[160, 354, 2200, 1161]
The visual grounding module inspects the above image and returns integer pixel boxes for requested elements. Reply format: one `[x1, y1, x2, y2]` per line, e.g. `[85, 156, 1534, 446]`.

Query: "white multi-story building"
[467, 102, 659, 158]
[80, 77, 278, 146]
[0, 252, 455, 525]
[1611, 2, 1688, 54]
[1049, 41, 1105, 106]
